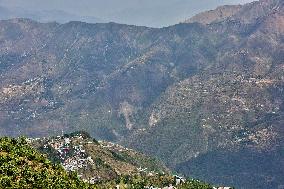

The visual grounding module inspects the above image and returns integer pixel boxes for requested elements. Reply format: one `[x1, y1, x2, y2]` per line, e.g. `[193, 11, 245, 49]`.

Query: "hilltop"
[184, 5, 242, 25]
[30, 131, 169, 182]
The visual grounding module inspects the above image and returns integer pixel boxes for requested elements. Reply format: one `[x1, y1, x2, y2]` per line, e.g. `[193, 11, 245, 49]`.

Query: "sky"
[0, 0, 255, 27]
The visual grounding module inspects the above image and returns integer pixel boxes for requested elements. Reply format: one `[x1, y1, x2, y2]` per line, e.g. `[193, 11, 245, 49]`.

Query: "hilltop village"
[27, 132, 100, 183]
[27, 132, 177, 184]
[26, 132, 233, 189]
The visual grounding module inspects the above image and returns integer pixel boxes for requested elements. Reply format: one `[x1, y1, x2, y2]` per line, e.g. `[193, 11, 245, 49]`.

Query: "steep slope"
[184, 5, 242, 25]
[185, 0, 284, 25]
[0, 19, 219, 140]
[125, 0, 284, 188]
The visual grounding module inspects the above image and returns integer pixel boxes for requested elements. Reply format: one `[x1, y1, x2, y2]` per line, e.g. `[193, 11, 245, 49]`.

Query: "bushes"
[96, 174, 212, 189]
[178, 179, 213, 189]
[0, 137, 95, 189]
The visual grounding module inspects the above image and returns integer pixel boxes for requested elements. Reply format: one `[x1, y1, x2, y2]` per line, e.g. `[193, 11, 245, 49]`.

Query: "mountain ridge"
[184, 5, 243, 24]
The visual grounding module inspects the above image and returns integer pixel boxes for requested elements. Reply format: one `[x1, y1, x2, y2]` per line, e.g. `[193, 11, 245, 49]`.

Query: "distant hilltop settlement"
[26, 132, 233, 189]
[26, 132, 100, 183]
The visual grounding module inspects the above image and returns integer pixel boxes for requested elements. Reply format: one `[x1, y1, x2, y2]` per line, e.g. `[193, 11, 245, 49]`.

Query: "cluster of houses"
[28, 133, 100, 184]
[141, 176, 232, 189]
[43, 135, 93, 172]
[138, 175, 186, 189]
[100, 140, 133, 153]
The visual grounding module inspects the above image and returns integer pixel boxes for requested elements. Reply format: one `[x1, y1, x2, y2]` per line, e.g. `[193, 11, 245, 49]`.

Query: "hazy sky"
[0, 0, 255, 27]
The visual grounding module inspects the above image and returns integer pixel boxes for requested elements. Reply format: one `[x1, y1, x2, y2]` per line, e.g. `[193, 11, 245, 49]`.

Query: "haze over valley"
[0, 0, 253, 27]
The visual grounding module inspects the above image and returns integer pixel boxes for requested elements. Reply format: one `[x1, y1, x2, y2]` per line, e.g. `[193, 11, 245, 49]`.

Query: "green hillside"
[0, 136, 92, 189]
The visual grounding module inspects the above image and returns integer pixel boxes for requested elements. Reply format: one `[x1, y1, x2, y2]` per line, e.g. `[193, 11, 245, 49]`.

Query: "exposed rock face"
[119, 101, 136, 130]
[0, 0, 283, 188]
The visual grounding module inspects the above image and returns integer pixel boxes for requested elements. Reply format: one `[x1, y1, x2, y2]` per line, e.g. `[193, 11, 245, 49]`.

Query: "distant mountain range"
[0, 6, 102, 24]
[0, 0, 253, 27]
[0, 0, 283, 188]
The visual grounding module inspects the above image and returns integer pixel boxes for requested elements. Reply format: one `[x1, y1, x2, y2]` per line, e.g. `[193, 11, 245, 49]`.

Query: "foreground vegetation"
[100, 175, 213, 189]
[0, 137, 92, 188]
